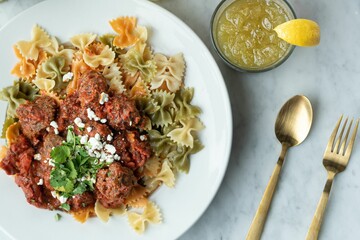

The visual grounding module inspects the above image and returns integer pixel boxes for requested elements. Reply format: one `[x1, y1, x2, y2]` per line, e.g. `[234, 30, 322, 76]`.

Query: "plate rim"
[0, 0, 233, 239]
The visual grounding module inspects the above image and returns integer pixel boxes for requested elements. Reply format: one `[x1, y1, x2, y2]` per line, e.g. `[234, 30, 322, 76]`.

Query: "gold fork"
[306, 116, 359, 240]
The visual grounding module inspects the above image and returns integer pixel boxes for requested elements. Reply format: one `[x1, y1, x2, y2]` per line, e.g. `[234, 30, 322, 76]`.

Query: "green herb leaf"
[54, 213, 62, 221]
[66, 128, 75, 143]
[60, 203, 70, 211]
[51, 146, 71, 164]
[66, 160, 77, 179]
[49, 127, 109, 199]
[72, 182, 87, 195]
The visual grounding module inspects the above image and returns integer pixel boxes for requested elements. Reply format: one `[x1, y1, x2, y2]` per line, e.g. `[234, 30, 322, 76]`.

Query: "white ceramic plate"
[0, 0, 232, 239]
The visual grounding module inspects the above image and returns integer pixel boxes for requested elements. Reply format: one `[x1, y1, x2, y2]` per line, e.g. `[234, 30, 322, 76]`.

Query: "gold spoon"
[246, 95, 313, 240]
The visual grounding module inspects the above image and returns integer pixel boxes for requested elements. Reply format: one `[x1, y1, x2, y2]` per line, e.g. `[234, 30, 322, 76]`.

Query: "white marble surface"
[1, 0, 360, 239]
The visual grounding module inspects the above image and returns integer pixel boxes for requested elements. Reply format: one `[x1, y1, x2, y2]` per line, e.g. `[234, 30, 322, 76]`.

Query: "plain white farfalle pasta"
[70, 33, 97, 51]
[153, 160, 175, 188]
[143, 156, 162, 178]
[167, 117, 205, 148]
[45, 36, 74, 66]
[94, 201, 126, 222]
[135, 25, 148, 43]
[83, 45, 115, 68]
[102, 63, 122, 81]
[109, 77, 126, 94]
[32, 78, 56, 92]
[127, 201, 162, 234]
[16, 25, 52, 60]
[151, 53, 185, 92]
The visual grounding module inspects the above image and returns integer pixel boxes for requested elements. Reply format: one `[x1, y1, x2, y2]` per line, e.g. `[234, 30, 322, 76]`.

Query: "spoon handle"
[246, 143, 289, 240]
[305, 171, 336, 240]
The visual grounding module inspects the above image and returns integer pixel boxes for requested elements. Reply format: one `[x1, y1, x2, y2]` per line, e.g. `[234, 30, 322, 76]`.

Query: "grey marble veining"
[1, 0, 360, 239]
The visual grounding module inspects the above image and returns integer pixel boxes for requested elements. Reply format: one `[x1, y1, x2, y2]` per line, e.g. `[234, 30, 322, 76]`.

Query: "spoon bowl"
[275, 95, 313, 147]
[246, 95, 313, 240]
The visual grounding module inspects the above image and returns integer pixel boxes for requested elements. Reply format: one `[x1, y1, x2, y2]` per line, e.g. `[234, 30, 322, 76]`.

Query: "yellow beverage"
[212, 0, 295, 71]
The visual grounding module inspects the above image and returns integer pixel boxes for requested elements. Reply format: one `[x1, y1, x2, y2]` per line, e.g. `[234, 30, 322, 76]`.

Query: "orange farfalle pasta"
[0, 146, 7, 163]
[109, 17, 139, 49]
[6, 122, 21, 145]
[11, 46, 47, 80]
[67, 53, 91, 94]
[71, 207, 95, 224]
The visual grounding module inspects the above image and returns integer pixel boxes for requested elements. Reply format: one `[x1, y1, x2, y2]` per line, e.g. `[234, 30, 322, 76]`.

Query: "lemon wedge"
[274, 19, 320, 47]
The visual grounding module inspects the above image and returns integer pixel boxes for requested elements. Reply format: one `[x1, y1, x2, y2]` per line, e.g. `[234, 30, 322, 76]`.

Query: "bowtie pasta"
[0, 16, 204, 234]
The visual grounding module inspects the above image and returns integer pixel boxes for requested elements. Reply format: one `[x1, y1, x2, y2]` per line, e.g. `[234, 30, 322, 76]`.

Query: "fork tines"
[326, 115, 359, 157]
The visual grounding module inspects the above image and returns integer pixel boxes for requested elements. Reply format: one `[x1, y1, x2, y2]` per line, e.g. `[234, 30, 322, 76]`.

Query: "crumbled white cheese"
[48, 159, 55, 167]
[87, 127, 93, 133]
[99, 92, 109, 105]
[100, 119, 107, 123]
[50, 121, 58, 129]
[95, 133, 101, 141]
[107, 135, 113, 142]
[54, 129, 59, 135]
[104, 144, 116, 155]
[80, 135, 88, 145]
[58, 195, 68, 204]
[87, 108, 97, 121]
[88, 137, 103, 151]
[74, 117, 85, 128]
[140, 135, 147, 141]
[51, 191, 57, 198]
[34, 154, 42, 161]
[129, 121, 133, 126]
[37, 179, 44, 185]
[46, 127, 51, 132]
[114, 154, 121, 161]
[62, 72, 74, 82]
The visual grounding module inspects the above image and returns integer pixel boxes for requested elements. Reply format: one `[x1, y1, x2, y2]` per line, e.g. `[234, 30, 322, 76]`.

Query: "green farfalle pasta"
[99, 34, 124, 55]
[149, 90, 175, 127]
[173, 88, 201, 121]
[147, 129, 177, 158]
[120, 43, 156, 82]
[0, 80, 39, 118]
[33, 56, 69, 94]
[1, 117, 16, 139]
[136, 97, 160, 115]
[167, 138, 204, 173]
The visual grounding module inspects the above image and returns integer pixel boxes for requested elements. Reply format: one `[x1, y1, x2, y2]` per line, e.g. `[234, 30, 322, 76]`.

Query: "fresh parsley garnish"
[60, 203, 70, 212]
[50, 128, 106, 205]
[54, 213, 62, 221]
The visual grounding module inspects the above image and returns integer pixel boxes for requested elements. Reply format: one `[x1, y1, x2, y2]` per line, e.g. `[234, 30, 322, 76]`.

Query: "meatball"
[38, 133, 64, 160]
[95, 162, 136, 208]
[0, 134, 34, 175]
[68, 192, 95, 212]
[78, 70, 107, 119]
[84, 121, 112, 138]
[113, 131, 152, 169]
[104, 94, 143, 131]
[57, 93, 84, 132]
[16, 96, 58, 145]
[15, 171, 61, 210]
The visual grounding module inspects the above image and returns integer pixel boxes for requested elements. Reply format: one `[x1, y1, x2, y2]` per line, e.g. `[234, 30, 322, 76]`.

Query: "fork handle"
[246, 143, 289, 240]
[305, 171, 336, 240]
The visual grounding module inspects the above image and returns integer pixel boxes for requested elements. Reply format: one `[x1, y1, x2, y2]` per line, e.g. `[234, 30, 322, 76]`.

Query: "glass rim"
[210, 0, 297, 73]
